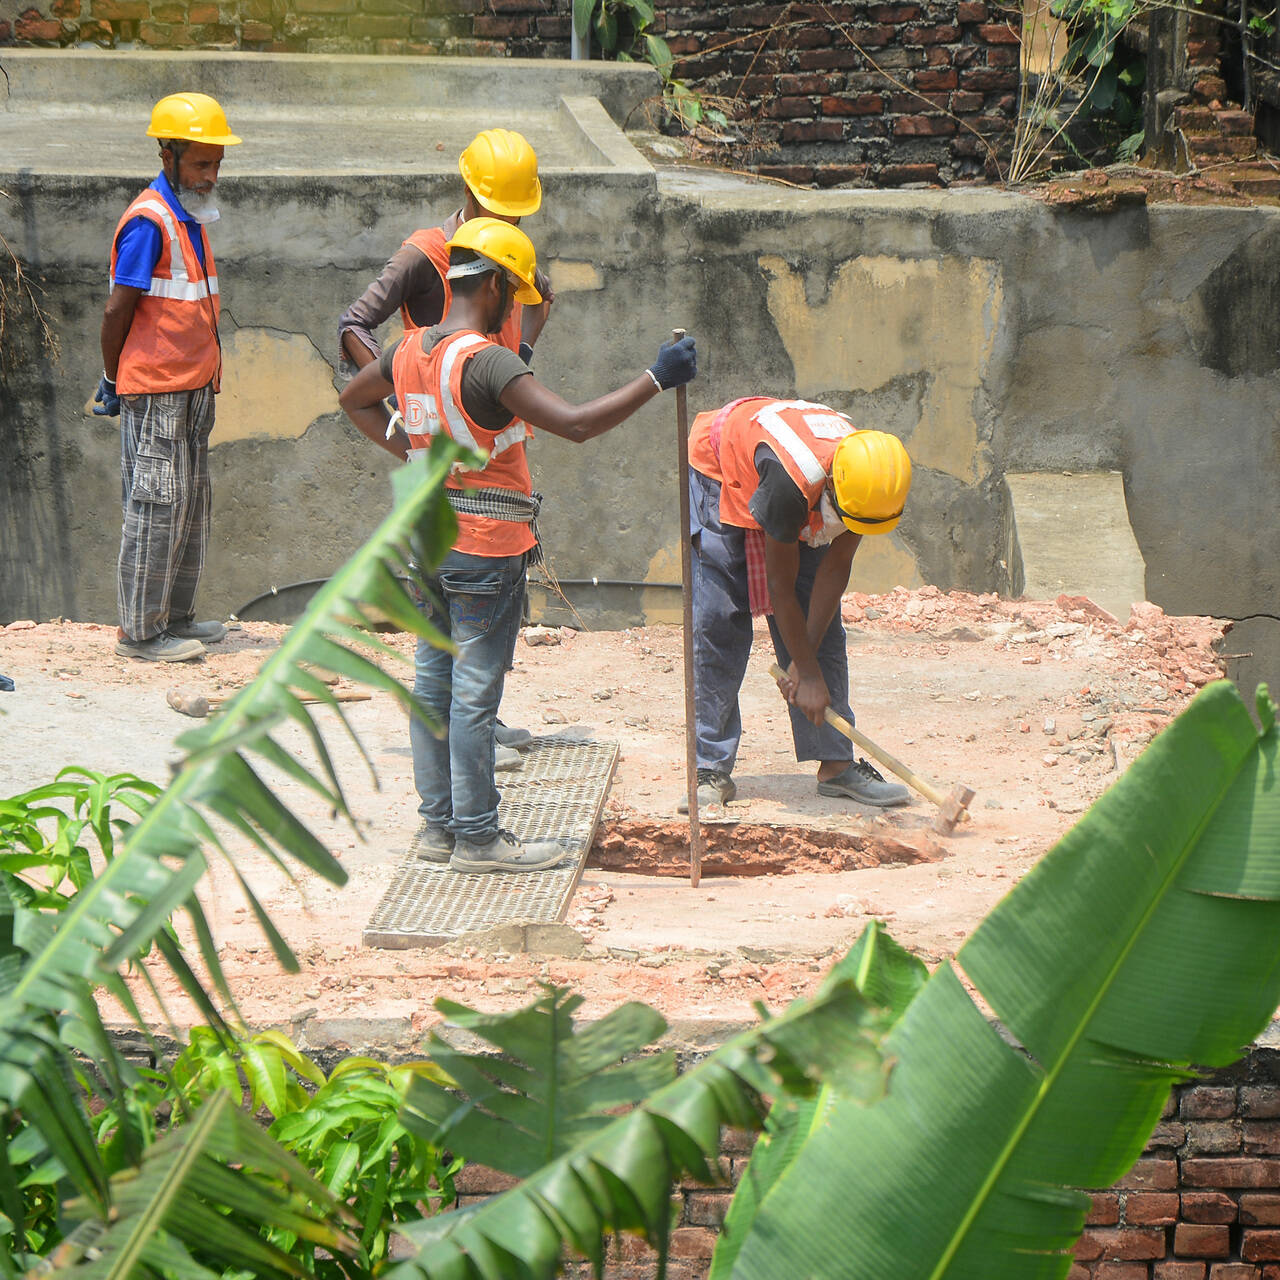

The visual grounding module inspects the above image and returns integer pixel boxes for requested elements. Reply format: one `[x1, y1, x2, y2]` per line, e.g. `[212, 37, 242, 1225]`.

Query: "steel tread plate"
[362, 736, 618, 949]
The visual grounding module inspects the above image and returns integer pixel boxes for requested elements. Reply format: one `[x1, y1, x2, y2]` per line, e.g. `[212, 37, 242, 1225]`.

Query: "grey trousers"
[117, 385, 214, 642]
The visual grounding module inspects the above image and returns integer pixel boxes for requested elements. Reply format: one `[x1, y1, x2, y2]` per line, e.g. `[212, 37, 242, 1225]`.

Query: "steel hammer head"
[932, 783, 977, 835]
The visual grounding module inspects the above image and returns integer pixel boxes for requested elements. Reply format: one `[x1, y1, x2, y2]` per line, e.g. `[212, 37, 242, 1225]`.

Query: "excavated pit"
[588, 820, 946, 877]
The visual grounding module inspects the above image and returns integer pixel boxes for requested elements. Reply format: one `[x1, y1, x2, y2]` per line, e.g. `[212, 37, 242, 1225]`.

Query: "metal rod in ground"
[673, 326, 703, 887]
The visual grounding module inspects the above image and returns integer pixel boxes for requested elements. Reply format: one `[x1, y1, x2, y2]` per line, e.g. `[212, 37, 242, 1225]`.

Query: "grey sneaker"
[495, 744, 523, 772]
[817, 759, 910, 807]
[170, 618, 228, 643]
[412, 823, 454, 864]
[115, 631, 205, 663]
[495, 721, 534, 750]
[677, 769, 736, 814]
[449, 830, 568, 873]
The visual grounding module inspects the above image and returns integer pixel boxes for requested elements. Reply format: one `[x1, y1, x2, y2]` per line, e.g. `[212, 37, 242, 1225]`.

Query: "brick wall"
[0, 0, 1015, 185]
[450, 1055, 1280, 1279]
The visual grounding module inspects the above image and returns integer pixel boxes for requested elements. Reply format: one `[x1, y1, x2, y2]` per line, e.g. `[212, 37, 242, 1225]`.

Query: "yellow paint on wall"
[213, 328, 341, 445]
[759, 253, 1002, 484]
[549, 260, 604, 292]
[641, 542, 684, 625]
[851, 534, 925, 594]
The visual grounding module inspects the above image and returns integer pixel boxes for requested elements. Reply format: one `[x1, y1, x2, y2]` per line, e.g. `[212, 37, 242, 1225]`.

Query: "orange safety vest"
[689, 398, 856, 543]
[402, 227, 523, 354]
[110, 188, 221, 395]
[392, 328, 536, 559]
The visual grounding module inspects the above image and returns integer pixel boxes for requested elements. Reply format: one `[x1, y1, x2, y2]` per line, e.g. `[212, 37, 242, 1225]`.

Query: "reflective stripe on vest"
[110, 188, 221, 395]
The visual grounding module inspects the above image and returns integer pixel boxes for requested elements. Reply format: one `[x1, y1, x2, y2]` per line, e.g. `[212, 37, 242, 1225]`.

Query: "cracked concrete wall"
[2, 177, 1277, 692]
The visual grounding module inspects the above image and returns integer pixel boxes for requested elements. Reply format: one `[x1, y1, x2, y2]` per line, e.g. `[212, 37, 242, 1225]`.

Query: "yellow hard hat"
[147, 92, 242, 146]
[458, 129, 541, 218]
[830, 430, 913, 535]
[445, 217, 542, 305]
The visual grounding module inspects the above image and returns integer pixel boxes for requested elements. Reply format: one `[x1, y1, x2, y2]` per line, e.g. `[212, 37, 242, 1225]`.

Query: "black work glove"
[93, 373, 120, 417]
[646, 335, 697, 392]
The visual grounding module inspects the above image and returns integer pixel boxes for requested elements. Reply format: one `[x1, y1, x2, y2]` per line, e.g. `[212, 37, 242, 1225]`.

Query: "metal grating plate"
[362, 736, 618, 949]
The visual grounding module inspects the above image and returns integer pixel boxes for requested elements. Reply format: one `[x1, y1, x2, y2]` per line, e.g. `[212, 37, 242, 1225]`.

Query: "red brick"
[915, 68, 958, 89]
[1116, 1160, 1181, 1191]
[959, 68, 1018, 91]
[685, 1191, 733, 1227]
[1150, 1120, 1190, 1150]
[720, 1128, 755, 1155]
[189, 1, 218, 18]
[668, 1228, 716, 1259]
[1087, 1228, 1170, 1260]
[890, 92, 950, 111]
[1184, 1089, 1238, 1121]
[796, 47, 860, 68]
[1187, 1121, 1243, 1155]
[951, 91, 985, 112]
[1076, 1230, 1106, 1261]
[1246, 1125, 1280, 1156]
[1184, 1160, 1280, 1189]
[1129, 1193, 1181, 1225]
[1212, 1268, 1263, 1279]
[241, 19, 271, 39]
[1157, 1265, 1208, 1280]
[867, 2, 921, 18]
[472, 16, 528, 36]
[1175, 1224, 1232, 1256]
[877, 163, 940, 184]
[780, 119, 845, 142]
[1099, 1265, 1156, 1279]
[957, 0, 988, 19]
[820, 93, 884, 115]
[754, 164, 815, 183]
[1243, 1196, 1280, 1226]
[15, 10, 62, 37]
[893, 114, 956, 136]
[977, 21, 1020, 42]
[778, 73, 834, 94]
[1089, 1193, 1123, 1225]
[51, 0, 79, 16]
[1184, 1192, 1240, 1224]
[152, 3, 184, 20]
[987, 44, 1021, 64]
[1245, 1234, 1280, 1262]
[903, 23, 959, 42]
[763, 95, 814, 118]
[1243, 1090, 1280, 1119]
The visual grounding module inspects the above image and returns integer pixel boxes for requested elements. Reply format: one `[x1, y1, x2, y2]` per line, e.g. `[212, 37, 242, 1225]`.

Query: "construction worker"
[93, 92, 240, 663]
[679, 397, 914, 813]
[340, 218, 696, 874]
[338, 127, 550, 759]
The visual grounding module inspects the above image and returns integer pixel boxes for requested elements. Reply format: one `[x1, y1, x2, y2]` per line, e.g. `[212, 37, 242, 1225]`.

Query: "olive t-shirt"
[380, 328, 531, 432]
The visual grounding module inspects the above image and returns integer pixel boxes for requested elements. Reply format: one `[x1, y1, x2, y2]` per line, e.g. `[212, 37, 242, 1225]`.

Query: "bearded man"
[93, 92, 240, 662]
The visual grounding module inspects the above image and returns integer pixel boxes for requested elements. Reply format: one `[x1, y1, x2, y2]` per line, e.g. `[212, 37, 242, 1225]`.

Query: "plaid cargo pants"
[117, 385, 215, 643]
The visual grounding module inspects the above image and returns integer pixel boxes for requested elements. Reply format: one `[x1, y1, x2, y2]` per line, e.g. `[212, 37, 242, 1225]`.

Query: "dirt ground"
[0, 589, 1230, 1048]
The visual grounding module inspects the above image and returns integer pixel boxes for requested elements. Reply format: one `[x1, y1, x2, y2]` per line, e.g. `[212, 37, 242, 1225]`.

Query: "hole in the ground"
[588, 820, 946, 877]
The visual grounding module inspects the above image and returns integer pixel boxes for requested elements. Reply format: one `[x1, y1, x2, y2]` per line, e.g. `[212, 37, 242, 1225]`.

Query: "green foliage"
[391, 969, 895, 1279]
[720, 681, 1280, 1279]
[0, 437, 467, 1275]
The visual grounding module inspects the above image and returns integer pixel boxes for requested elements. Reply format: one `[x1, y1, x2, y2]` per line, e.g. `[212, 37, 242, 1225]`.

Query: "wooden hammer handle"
[768, 662, 949, 809]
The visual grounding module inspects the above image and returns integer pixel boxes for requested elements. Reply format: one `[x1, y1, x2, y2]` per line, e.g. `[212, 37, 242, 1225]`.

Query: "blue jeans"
[689, 470, 854, 776]
[411, 549, 528, 843]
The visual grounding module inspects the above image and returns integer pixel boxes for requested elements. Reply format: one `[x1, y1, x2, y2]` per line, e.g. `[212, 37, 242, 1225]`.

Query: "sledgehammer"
[768, 663, 975, 834]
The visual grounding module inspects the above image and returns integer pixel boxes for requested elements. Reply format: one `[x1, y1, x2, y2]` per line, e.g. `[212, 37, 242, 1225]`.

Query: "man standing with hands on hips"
[93, 92, 239, 663]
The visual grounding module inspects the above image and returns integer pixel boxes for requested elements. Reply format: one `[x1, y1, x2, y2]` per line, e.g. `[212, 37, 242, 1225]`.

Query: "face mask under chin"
[179, 187, 221, 225]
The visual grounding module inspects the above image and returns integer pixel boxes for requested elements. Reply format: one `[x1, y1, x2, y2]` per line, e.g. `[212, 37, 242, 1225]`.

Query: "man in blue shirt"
[94, 92, 240, 663]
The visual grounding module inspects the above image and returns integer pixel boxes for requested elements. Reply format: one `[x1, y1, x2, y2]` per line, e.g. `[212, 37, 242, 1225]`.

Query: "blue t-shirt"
[112, 171, 206, 288]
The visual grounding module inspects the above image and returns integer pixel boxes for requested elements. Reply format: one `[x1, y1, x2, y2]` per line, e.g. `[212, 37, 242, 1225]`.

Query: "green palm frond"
[50, 1090, 358, 1280]
[725, 681, 1280, 1279]
[1, 439, 465, 1226]
[392, 965, 896, 1279]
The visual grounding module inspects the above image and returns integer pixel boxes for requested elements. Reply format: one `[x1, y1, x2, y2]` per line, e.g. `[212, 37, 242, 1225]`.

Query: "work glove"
[646, 335, 697, 392]
[92, 372, 120, 417]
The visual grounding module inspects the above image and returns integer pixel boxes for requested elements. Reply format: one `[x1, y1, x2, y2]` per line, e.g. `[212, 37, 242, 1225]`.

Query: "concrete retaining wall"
[1, 51, 1277, 693]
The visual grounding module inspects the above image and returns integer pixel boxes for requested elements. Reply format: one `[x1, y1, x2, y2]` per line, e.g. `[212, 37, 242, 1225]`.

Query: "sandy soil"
[0, 589, 1229, 1044]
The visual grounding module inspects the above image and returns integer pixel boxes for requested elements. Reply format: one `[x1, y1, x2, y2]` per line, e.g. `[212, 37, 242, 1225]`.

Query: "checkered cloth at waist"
[446, 486, 544, 563]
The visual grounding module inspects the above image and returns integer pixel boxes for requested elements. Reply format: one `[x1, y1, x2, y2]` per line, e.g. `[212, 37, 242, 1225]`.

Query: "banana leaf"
[392, 961, 898, 1280]
[726, 680, 1280, 1279]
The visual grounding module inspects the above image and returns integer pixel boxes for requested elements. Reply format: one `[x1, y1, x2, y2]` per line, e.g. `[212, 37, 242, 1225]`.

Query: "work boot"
[495, 720, 534, 750]
[449, 830, 568, 874]
[411, 823, 454, 864]
[677, 768, 736, 814]
[817, 759, 910, 807]
[495, 745, 523, 772]
[115, 631, 205, 663]
[170, 618, 228, 643]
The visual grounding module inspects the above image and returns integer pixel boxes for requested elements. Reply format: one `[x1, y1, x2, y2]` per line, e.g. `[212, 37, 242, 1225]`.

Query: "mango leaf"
[726, 681, 1280, 1280]
[572, 0, 595, 40]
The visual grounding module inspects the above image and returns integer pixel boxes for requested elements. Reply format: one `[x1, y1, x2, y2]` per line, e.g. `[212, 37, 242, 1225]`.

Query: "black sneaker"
[170, 618, 228, 643]
[495, 721, 534, 750]
[677, 768, 736, 814]
[817, 759, 910, 807]
[411, 823, 454, 864]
